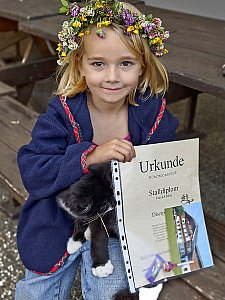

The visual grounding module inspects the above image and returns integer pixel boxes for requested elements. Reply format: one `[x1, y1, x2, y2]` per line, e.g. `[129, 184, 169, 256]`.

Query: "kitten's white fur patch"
[67, 237, 82, 254]
[58, 200, 77, 218]
[139, 284, 163, 300]
[84, 227, 91, 240]
[92, 260, 114, 277]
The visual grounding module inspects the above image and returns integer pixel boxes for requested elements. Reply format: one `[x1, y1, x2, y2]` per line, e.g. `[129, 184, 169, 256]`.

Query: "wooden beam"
[166, 82, 200, 104]
[182, 256, 225, 300]
[0, 56, 57, 86]
[205, 214, 225, 262]
[0, 81, 16, 97]
[0, 96, 38, 204]
[0, 31, 28, 51]
[0, 17, 17, 31]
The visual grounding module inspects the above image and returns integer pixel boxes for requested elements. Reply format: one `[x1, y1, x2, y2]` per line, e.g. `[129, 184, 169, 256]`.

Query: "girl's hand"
[86, 138, 136, 166]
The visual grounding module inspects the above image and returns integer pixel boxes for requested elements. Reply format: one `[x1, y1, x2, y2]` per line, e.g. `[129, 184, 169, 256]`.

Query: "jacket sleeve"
[17, 105, 93, 200]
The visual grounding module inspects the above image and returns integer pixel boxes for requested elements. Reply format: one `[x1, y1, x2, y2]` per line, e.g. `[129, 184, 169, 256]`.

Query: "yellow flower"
[95, 1, 101, 8]
[85, 30, 90, 35]
[97, 22, 102, 27]
[135, 22, 142, 30]
[56, 43, 62, 51]
[80, 15, 87, 21]
[102, 20, 111, 26]
[61, 52, 67, 57]
[133, 29, 139, 34]
[78, 32, 84, 37]
[73, 21, 82, 28]
[151, 37, 161, 44]
[127, 26, 134, 32]
[164, 49, 169, 54]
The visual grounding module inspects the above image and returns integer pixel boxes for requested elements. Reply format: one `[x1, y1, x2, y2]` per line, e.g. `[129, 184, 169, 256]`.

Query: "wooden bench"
[142, 5, 225, 134]
[158, 213, 225, 300]
[0, 95, 38, 216]
[159, 254, 225, 299]
[0, 80, 17, 97]
[0, 0, 62, 104]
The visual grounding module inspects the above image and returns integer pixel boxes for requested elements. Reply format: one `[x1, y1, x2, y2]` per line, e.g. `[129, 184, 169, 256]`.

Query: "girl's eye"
[92, 62, 104, 67]
[121, 61, 133, 67]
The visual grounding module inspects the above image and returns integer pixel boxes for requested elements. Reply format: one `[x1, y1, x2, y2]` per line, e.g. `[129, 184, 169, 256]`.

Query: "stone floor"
[0, 77, 224, 299]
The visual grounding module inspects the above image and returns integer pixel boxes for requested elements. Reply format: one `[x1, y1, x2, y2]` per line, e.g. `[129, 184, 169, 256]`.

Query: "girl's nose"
[105, 66, 119, 82]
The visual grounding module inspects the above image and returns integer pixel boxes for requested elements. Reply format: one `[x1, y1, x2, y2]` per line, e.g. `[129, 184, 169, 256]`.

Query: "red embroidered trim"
[81, 144, 97, 173]
[59, 95, 81, 143]
[148, 98, 166, 140]
[30, 96, 82, 276]
[59, 95, 97, 174]
[32, 251, 69, 276]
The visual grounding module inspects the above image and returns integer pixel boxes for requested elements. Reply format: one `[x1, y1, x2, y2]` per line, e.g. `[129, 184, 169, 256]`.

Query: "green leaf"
[59, 6, 69, 14]
[146, 14, 153, 21]
[61, 0, 68, 7]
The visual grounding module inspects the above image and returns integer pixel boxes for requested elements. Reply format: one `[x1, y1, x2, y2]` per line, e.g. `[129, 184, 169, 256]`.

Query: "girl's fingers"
[119, 139, 136, 160]
[86, 138, 136, 165]
[110, 139, 136, 162]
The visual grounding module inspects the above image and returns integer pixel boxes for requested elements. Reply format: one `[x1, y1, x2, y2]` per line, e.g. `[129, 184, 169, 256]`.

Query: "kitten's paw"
[67, 237, 82, 254]
[84, 227, 91, 240]
[92, 260, 114, 277]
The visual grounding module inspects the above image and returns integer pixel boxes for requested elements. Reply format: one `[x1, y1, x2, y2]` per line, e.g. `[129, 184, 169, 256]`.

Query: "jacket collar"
[65, 92, 161, 145]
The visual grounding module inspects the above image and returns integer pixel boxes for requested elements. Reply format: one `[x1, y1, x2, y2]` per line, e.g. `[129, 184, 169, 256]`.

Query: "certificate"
[112, 139, 213, 292]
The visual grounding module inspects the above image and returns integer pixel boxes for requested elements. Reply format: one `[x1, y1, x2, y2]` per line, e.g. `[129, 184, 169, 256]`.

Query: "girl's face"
[79, 27, 142, 108]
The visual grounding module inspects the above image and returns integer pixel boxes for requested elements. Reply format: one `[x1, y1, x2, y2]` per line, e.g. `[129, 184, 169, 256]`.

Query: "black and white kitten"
[56, 162, 118, 277]
[56, 163, 139, 299]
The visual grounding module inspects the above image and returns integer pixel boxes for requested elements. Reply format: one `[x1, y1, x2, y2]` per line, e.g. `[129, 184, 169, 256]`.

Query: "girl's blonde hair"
[56, 3, 168, 105]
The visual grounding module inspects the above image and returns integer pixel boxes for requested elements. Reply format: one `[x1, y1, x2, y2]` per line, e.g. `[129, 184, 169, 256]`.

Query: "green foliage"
[59, 0, 69, 14]
[61, 0, 69, 7]
[59, 6, 69, 14]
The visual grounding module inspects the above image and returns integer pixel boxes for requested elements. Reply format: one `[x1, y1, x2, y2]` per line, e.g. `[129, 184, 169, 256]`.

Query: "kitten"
[56, 163, 139, 299]
[56, 162, 118, 277]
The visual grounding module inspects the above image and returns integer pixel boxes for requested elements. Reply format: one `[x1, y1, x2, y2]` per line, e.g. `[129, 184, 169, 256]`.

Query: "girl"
[15, 1, 179, 299]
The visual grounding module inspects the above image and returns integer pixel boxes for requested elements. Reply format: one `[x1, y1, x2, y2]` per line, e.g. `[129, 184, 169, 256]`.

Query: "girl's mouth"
[103, 87, 122, 92]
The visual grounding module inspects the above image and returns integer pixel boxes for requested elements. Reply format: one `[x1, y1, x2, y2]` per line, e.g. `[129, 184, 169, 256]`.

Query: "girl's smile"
[79, 27, 142, 111]
[102, 87, 122, 93]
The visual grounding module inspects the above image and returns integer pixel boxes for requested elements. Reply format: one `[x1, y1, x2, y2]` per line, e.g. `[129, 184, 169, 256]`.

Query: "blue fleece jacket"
[17, 92, 179, 273]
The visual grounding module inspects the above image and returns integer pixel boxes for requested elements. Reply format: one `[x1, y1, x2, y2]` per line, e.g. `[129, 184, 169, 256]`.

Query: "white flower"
[164, 31, 170, 39]
[62, 21, 70, 29]
[86, 7, 95, 16]
[58, 32, 63, 41]
[57, 59, 63, 65]
[68, 40, 79, 50]
[61, 26, 74, 39]
[140, 21, 148, 27]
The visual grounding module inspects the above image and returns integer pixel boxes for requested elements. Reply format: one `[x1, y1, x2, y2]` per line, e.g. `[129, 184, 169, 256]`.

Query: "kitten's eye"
[76, 204, 84, 211]
[80, 202, 92, 214]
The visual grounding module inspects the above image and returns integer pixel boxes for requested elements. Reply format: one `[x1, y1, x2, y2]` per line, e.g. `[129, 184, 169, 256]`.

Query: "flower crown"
[57, 0, 170, 65]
